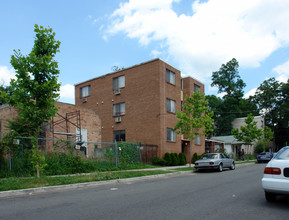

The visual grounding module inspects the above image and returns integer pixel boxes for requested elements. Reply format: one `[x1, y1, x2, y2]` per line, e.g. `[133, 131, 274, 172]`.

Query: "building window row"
[80, 85, 91, 98]
[113, 102, 125, 116]
[113, 75, 125, 90]
[166, 69, 175, 85]
[166, 98, 176, 113]
[167, 128, 176, 142]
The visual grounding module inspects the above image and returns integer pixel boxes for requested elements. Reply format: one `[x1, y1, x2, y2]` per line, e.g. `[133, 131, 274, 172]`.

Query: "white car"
[262, 146, 289, 202]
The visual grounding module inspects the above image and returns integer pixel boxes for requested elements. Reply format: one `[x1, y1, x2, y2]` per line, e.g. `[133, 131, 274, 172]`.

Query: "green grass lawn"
[0, 170, 176, 192]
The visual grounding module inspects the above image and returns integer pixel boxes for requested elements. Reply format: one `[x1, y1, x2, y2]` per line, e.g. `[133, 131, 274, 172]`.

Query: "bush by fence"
[152, 152, 187, 166]
[0, 136, 153, 177]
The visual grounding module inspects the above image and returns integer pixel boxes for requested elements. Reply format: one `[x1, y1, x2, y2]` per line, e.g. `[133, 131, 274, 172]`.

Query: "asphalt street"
[0, 164, 288, 220]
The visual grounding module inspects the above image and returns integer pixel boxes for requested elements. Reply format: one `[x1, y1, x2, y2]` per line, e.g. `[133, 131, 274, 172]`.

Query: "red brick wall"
[182, 77, 206, 156]
[0, 103, 101, 157]
[75, 59, 182, 158]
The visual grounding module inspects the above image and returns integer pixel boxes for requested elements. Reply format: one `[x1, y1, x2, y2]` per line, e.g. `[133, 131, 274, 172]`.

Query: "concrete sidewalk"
[0, 162, 256, 199]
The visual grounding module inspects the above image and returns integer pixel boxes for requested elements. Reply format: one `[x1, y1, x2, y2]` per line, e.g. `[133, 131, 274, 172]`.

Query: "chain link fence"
[0, 136, 158, 175]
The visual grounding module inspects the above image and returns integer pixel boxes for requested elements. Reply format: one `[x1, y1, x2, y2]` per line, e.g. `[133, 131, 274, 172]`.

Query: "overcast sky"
[1, 0, 289, 104]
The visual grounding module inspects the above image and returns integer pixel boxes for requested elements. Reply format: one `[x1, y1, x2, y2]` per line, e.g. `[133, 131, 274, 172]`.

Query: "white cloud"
[0, 66, 16, 86]
[59, 84, 75, 99]
[244, 88, 257, 99]
[106, 0, 289, 82]
[273, 60, 289, 83]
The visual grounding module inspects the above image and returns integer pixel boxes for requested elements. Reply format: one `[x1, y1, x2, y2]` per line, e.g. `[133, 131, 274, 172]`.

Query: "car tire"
[265, 192, 276, 202]
[218, 163, 223, 172]
[230, 162, 235, 170]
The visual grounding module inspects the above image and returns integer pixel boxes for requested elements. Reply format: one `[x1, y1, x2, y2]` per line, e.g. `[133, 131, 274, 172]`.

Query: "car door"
[220, 153, 229, 168]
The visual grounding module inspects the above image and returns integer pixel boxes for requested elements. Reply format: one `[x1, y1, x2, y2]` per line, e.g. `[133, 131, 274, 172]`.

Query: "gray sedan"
[194, 153, 235, 172]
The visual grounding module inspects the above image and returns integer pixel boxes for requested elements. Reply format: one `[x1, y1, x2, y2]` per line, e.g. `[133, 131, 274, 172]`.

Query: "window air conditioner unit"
[82, 97, 87, 103]
[115, 117, 122, 123]
[114, 89, 121, 95]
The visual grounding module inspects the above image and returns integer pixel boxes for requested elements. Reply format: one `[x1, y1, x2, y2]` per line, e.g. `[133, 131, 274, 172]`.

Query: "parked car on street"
[194, 153, 235, 172]
[257, 152, 274, 163]
[262, 146, 289, 202]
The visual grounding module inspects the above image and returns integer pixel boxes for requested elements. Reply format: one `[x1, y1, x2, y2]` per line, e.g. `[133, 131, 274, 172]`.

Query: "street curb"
[0, 171, 194, 199]
[0, 162, 256, 199]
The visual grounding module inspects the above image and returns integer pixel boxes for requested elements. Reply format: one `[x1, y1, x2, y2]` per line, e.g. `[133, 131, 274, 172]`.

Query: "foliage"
[171, 153, 180, 166]
[207, 58, 259, 136]
[31, 141, 47, 178]
[0, 169, 175, 192]
[178, 153, 187, 165]
[1, 24, 61, 137]
[211, 58, 246, 98]
[254, 140, 269, 154]
[117, 142, 140, 167]
[191, 152, 201, 164]
[163, 153, 172, 166]
[263, 126, 274, 148]
[151, 157, 166, 166]
[250, 78, 289, 148]
[0, 84, 12, 105]
[232, 114, 263, 145]
[175, 91, 214, 141]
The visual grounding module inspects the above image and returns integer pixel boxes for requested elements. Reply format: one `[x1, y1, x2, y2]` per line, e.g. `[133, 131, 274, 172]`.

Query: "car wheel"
[265, 192, 276, 202]
[230, 162, 235, 170]
[218, 163, 223, 172]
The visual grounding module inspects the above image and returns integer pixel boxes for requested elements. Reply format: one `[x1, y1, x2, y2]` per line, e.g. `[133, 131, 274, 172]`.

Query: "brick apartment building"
[75, 58, 205, 159]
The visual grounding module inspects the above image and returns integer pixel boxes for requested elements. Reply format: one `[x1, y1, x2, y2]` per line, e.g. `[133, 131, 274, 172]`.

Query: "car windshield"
[201, 154, 219, 160]
[274, 147, 289, 160]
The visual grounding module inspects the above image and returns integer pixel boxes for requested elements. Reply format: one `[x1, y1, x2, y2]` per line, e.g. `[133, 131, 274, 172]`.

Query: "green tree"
[0, 84, 12, 105]
[250, 78, 289, 148]
[174, 91, 214, 166]
[208, 58, 257, 136]
[263, 126, 274, 150]
[232, 114, 263, 146]
[1, 24, 61, 177]
[211, 58, 246, 98]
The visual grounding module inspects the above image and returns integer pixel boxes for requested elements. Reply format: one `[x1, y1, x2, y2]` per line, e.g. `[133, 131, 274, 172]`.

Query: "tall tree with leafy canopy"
[249, 77, 289, 148]
[1, 25, 61, 177]
[208, 58, 257, 136]
[174, 91, 214, 166]
[211, 58, 246, 98]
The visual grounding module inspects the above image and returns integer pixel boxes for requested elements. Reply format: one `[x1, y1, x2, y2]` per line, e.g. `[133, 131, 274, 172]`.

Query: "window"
[166, 98, 176, 113]
[113, 75, 125, 89]
[194, 84, 200, 92]
[166, 69, 175, 85]
[114, 130, 126, 142]
[195, 134, 201, 145]
[113, 102, 125, 116]
[167, 128, 176, 142]
[80, 85, 91, 98]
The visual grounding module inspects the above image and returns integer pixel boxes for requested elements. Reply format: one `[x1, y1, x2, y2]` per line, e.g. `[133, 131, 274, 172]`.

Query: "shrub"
[151, 156, 166, 166]
[171, 153, 179, 166]
[191, 152, 200, 164]
[254, 140, 269, 154]
[178, 153, 187, 165]
[163, 153, 172, 166]
[118, 142, 140, 167]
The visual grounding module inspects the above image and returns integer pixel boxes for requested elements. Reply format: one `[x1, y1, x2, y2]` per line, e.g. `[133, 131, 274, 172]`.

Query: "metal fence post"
[115, 140, 118, 167]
